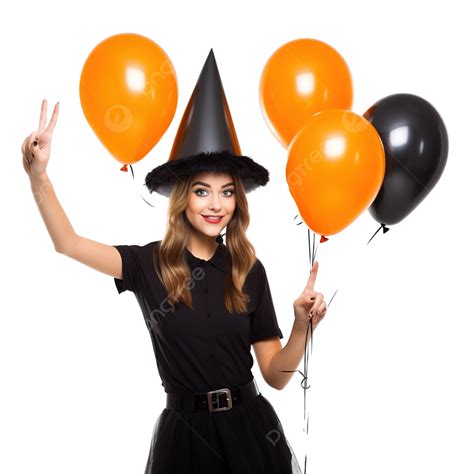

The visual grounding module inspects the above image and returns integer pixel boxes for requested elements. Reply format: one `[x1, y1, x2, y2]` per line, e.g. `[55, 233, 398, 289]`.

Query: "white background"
[2, 0, 473, 472]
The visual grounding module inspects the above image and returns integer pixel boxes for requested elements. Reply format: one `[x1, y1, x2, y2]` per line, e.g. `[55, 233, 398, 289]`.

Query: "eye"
[194, 188, 208, 196]
[194, 188, 235, 197]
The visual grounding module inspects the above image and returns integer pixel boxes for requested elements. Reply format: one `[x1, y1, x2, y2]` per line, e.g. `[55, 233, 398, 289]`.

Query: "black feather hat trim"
[145, 150, 269, 197]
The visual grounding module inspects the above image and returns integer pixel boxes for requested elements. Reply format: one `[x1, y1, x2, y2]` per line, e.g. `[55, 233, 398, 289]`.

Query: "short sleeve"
[249, 260, 284, 344]
[113, 245, 142, 294]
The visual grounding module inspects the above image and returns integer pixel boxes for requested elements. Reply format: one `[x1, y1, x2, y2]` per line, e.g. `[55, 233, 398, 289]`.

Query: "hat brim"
[144, 151, 270, 197]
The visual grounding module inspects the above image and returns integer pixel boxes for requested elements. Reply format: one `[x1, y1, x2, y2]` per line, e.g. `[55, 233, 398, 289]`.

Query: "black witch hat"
[144, 49, 270, 197]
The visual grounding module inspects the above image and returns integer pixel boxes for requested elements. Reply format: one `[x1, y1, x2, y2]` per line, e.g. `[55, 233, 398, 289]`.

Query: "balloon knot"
[381, 223, 390, 234]
[320, 235, 329, 243]
[120, 164, 128, 172]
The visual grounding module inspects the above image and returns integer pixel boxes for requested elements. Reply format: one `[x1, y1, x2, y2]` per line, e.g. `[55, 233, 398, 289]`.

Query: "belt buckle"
[207, 388, 233, 412]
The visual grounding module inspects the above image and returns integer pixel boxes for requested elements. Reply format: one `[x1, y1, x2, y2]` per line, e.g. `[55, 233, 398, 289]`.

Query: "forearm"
[29, 173, 78, 253]
[267, 318, 313, 390]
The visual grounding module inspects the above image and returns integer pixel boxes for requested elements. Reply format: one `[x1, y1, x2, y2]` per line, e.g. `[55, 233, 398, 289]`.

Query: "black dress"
[113, 240, 302, 474]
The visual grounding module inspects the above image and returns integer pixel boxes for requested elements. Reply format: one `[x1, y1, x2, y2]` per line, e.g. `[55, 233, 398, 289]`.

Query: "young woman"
[23, 98, 327, 473]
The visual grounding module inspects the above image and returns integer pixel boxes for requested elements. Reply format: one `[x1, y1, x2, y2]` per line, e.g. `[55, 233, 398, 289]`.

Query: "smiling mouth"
[202, 215, 224, 222]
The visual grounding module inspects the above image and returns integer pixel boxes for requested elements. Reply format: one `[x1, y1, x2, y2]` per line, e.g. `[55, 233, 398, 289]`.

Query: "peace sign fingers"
[37, 99, 59, 134]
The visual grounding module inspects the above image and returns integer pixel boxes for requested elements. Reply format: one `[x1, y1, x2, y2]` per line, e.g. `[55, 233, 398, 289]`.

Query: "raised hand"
[293, 260, 327, 330]
[22, 99, 59, 178]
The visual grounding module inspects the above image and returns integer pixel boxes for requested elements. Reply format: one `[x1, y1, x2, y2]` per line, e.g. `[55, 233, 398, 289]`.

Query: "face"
[186, 172, 236, 240]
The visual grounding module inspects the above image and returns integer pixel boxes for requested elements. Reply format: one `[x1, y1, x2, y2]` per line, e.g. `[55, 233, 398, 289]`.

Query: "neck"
[186, 232, 221, 260]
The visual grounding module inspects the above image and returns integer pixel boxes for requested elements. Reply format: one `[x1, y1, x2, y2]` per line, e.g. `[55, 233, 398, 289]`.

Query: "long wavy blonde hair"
[152, 171, 257, 315]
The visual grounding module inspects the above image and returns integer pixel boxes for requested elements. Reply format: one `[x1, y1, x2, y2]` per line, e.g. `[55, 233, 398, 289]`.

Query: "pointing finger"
[305, 260, 319, 290]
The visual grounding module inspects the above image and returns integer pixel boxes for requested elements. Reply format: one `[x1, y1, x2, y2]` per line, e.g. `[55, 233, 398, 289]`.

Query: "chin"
[204, 229, 223, 238]
[203, 226, 224, 237]
[193, 216, 227, 237]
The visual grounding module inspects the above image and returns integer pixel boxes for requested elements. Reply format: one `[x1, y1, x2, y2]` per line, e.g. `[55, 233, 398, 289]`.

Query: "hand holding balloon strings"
[276, 230, 335, 421]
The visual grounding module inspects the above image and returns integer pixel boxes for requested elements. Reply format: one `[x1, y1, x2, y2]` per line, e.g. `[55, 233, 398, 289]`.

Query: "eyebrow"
[191, 181, 235, 188]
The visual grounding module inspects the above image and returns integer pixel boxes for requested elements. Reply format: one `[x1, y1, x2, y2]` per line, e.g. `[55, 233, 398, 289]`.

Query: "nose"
[208, 193, 223, 211]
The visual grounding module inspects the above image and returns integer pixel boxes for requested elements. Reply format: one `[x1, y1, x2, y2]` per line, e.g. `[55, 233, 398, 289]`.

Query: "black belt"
[166, 377, 260, 413]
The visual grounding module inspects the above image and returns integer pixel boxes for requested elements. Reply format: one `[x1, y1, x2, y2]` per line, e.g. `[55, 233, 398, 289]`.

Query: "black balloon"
[363, 93, 448, 225]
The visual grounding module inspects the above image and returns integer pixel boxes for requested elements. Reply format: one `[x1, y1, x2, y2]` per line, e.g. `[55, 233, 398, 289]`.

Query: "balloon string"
[127, 164, 156, 208]
[277, 227, 318, 473]
[366, 223, 390, 245]
[282, 222, 343, 473]
[282, 215, 390, 471]
[276, 316, 312, 473]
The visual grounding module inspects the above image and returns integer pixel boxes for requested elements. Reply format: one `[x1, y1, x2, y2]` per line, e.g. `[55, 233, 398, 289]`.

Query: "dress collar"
[184, 242, 229, 272]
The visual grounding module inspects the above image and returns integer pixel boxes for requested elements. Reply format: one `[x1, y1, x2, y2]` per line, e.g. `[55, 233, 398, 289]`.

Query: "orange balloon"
[286, 109, 385, 237]
[260, 38, 353, 148]
[80, 33, 178, 165]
